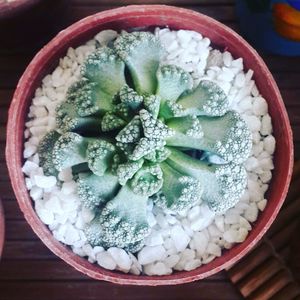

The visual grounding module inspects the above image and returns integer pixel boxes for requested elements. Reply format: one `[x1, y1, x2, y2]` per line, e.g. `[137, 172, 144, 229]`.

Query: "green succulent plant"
[38, 31, 252, 252]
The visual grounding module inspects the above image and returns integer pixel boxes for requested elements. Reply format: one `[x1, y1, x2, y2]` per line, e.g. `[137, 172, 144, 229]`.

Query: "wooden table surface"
[0, 1, 299, 299]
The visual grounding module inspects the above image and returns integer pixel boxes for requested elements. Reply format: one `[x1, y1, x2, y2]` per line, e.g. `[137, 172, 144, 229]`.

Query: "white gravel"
[22, 28, 275, 276]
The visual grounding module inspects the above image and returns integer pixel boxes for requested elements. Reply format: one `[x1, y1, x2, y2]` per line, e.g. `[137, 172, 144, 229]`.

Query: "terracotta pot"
[0, 199, 4, 258]
[6, 5, 293, 285]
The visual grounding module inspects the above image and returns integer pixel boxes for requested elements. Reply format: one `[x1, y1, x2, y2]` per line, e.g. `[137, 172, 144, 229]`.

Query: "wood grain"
[0, 281, 241, 300]
[227, 162, 300, 299]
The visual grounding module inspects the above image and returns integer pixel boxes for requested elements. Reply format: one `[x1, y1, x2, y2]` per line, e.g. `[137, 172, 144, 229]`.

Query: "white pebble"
[129, 253, 142, 275]
[108, 247, 132, 271]
[144, 262, 172, 276]
[145, 230, 164, 247]
[206, 243, 221, 257]
[191, 231, 208, 256]
[146, 212, 157, 227]
[34, 175, 56, 189]
[260, 171, 272, 183]
[175, 249, 195, 271]
[234, 73, 246, 88]
[252, 142, 264, 157]
[156, 213, 168, 229]
[253, 97, 268, 116]
[62, 181, 77, 195]
[243, 115, 261, 132]
[165, 214, 178, 225]
[177, 30, 192, 46]
[30, 186, 43, 201]
[81, 207, 95, 223]
[206, 49, 223, 68]
[258, 199, 267, 211]
[64, 225, 80, 245]
[22, 161, 39, 176]
[96, 252, 117, 270]
[244, 203, 259, 222]
[170, 225, 190, 252]
[264, 135, 276, 154]
[223, 51, 233, 67]
[239, 216, 252, 231]
[214, 216, 225, 232]
[164, 255, 180, 268]
[224, 213, 240, 225]
[94, 30, 118, 46]
[166, 40, 178, 52]
[23, 144, 37, 158]
[58, 168, 73, 182]
[245, 157, 259, 172]
[236, 228, 248, 243]
[44, 196, 62, 214]
[260, 114, 272, 135]
[72, 247, 86, 257]
[184, 259, 201, 271]
[224, 228, 238, 243]
[138, 245, 166, 265]
[36, 208, 54, 225]
[190, 205, 215, 231]
[187, 206, 201, 221]
[25, 178, 33, 190]
[217, 67, 235, 82]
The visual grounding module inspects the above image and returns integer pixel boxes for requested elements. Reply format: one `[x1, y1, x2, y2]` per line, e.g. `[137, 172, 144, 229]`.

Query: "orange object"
[273, 3, 300, 41]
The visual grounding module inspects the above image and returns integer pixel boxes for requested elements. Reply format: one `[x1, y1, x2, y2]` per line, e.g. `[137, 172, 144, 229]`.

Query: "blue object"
[236, 0, 300, 56]
[288, 0, 300, 10]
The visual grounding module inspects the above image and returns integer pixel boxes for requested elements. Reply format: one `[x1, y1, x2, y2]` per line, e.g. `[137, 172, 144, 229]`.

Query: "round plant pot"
[0, 199, 5, 258]
[6, 5, 293, 285]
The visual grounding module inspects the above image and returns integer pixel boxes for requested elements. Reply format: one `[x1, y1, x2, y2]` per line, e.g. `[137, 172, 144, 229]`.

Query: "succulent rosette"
[38, 31, 252, 252]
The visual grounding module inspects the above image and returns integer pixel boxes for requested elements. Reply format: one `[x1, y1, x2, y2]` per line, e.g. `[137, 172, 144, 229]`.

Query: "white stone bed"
[22, 28, 275, 276]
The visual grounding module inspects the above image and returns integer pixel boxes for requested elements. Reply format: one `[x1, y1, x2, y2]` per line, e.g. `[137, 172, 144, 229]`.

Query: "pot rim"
[5, 5, 294, 285]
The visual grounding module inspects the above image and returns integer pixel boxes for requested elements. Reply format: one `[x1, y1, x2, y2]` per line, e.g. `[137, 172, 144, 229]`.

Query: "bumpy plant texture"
[38, 31, 252, 252]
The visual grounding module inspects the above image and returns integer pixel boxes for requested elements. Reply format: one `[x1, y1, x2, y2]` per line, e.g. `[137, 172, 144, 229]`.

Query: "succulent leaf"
[156, 65, 193, 103]
[130, 164, 163, 196]
[52, 132, 88, 171]
[38, 130, 61, 176]
[87, 140, 116, 176]
[167, 148, 248, 213]
[81, 47, 126, 97]
[85, 184, 150, 251]
[116, 159, 144, 185]
[177, 80, 229, 117]
[114, 32, 164, 94]
[155, 162, 203, 212]
[101, 112, 126, 132]
[77, 171, 119, 210]
[166, 111, 252, 164]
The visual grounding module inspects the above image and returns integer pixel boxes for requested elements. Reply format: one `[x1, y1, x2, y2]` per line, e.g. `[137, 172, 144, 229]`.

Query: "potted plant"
[6, 5, 293, 285]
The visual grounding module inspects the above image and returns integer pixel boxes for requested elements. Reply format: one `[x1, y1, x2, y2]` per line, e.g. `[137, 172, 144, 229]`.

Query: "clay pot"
[6, 5, 293, 285]
[0, 199, 4, 258]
